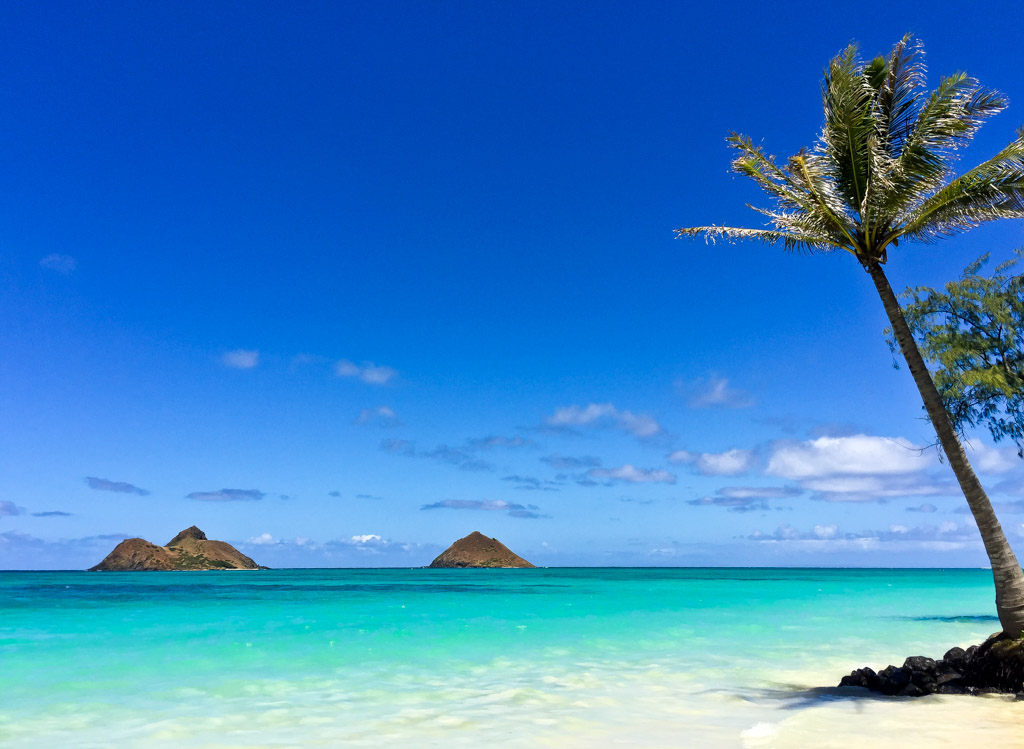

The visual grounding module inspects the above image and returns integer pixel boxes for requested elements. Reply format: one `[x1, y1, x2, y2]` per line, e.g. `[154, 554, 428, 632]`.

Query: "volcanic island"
[89, 526, 264, 571]
[428, 531, 535, 568]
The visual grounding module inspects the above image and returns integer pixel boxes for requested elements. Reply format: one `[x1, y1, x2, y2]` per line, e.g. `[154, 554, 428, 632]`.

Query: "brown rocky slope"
[89, 526, 264, 571]
[428, 531, 535, 568]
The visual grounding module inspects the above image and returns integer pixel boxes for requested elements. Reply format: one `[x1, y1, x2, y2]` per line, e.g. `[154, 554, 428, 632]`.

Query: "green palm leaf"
[677, 36, 1024, 263]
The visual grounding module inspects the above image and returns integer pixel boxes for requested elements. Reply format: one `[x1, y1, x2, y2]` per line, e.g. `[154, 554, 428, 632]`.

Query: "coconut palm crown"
[678, 34, 1024, 637]
[679, 35, 1024, 260]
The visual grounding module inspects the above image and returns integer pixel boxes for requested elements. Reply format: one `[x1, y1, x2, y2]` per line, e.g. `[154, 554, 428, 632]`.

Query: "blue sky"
[3, 0, 1024, 568]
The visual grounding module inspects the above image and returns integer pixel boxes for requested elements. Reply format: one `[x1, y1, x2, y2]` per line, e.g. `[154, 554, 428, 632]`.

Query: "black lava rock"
[876, 666, 910, 695]
[839, 634, 1024, 698]
[903, 656, 936, 673]
[942, 646, 966, 668]
[840, 667, 878, 689]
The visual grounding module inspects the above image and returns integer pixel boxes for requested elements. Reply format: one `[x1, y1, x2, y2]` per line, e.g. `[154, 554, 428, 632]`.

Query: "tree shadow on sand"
[892, 614, 998, 623]
[743, 684, 1021, 710]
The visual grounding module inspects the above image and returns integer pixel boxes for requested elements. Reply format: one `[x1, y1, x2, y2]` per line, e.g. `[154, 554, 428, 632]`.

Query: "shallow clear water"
[1, 568, 1021, 748]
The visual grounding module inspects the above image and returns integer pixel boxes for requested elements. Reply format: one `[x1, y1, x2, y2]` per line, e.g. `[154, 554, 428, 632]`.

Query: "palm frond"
[674, 225, 838, 253]
[899, 133, 1024, 240]
[909, 74, 1005, 156]
[862, 128, 897, 228]
[886, 74, 1007, 213]
[864, 34, 925, 228]
[786, 152, 862, 249]
[725, 134, 812, 213]
[874, 34, 927, 158]
[788, 152, 852, 217]
[818, 44, 877, 212]
[713, 135, 860, 251]
[746, 204, 845, 240]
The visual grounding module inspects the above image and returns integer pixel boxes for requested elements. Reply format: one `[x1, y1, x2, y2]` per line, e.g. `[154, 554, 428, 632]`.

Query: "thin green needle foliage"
[897, 251, 1024, 455]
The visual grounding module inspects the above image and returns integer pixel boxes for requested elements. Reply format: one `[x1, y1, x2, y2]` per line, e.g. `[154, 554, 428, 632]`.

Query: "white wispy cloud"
[248, 532, 279, 545]
[688, 496, 771, 512]
[747, 521, 979, 552]
[965, 442, 1020, 474]
[759, 434, 964, 502]
[84, 477, 151, 496]
[420, 499, 546, 519]
[349, 534, 383, 545]
[0, 501, 24, 517]
[379, 439, 493, 471]
[222, 349, 259, 369]
[355, 405, 401, 427]
[766, 434, 931, 479]
[671, 432, 1000, 504]
[545, 403, 662, 438]
[237, 533, 432, 565]
[800, 474, 954, 501]
[468, 435, 536, 449]
[502, 475, 561, 492]
[584, 464, 676, 485]
[39, 253, 77, 274]
[716, 486, 801, 500]
[683, 375, 754, 409]
[668, 448, 755, 476]
[336, 359, 398, 385]
[328, 534, 417, 553]
[687, 485, 800, 513]
[540, 454, 602, 469]
[186, 488, 266, 502]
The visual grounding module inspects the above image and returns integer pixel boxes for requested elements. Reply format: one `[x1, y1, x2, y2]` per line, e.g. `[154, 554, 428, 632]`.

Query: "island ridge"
[89, 526, 263, 571]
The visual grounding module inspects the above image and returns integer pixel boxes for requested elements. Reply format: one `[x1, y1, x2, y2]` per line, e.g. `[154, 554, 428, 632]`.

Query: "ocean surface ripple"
[2, 568, 1021, 748]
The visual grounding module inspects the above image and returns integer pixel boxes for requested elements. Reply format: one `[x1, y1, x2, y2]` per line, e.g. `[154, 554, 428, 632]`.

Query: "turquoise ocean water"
[2, 568, 1022, 748]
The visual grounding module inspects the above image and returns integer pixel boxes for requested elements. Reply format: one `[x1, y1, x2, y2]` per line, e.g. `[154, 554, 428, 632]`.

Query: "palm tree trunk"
[866, 260, 1024, 638]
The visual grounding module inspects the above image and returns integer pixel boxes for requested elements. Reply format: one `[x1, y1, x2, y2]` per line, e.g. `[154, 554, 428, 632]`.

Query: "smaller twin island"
[428, 531, 535, 568]
[89, 527, 534, 571]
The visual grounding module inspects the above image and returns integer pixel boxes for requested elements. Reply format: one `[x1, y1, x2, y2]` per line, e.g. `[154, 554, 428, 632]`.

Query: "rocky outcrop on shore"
[89, 526, 264, 571]
[839, 634, 1024, 696]
[428, 531, 535, 568]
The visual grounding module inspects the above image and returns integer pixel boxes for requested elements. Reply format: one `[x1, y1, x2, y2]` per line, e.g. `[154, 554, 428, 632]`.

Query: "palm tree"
[678, 35, 1024, 637]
